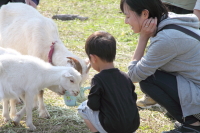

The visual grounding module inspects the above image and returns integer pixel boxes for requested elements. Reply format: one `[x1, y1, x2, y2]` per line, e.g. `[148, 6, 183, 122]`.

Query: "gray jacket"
[128, 12, 200, 117]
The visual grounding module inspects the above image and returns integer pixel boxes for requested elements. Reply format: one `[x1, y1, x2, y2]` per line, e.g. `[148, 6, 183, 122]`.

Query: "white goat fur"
[0, 47, 22, 122]
[0, 3, 90, 119]
[0, 49, 82, 130]
[0, 47, 21, 56]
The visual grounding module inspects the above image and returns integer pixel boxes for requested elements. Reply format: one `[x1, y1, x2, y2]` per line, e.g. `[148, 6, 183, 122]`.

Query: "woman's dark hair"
[85, 31, 116, 62]
[120, 0, 168, 25]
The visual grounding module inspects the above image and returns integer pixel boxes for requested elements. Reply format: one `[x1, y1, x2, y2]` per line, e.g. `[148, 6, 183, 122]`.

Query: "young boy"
[77, 31, 140, 133]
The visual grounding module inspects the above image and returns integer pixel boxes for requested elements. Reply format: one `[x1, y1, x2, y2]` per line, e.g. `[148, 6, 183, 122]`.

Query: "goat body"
[0, 53, 81, 130]
[0, 3, 90, 119]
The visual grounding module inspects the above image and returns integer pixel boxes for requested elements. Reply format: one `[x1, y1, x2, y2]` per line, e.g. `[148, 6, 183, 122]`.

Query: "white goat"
[0, 53, 82, 131]
[0, 47, 22, 123]
[0, 3, 91, 119]
[0, 47, 21, 56]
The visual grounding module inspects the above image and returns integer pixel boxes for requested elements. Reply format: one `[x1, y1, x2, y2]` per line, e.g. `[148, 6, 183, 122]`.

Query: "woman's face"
[123, 3, 147, 33]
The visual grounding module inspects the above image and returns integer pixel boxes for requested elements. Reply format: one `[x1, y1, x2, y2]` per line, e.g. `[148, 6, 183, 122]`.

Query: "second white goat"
[0, 53, 82, 130]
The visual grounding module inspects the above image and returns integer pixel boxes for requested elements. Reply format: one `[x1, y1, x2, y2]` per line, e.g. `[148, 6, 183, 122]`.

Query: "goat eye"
[70, 80, 74, 83]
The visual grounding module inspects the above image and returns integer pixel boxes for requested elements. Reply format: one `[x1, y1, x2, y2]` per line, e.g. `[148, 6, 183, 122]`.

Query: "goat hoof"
[10, 114, 16, 119]
[3, 118, 11, 123]
[12, 121, 19, 126]
[39, 114, 50, 119]
[27, 125, 36, 131]
[13, 115, 20, 125]
[39, 111, 50, 119]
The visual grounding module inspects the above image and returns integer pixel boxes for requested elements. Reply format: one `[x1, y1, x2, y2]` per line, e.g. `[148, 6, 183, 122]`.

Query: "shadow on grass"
[137, 104, 176, 121]
[0, 101, 90, 133]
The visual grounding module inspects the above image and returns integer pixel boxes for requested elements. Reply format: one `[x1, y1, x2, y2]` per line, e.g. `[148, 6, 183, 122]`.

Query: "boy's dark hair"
[85, 31, 116, 62]
[120, 0, 168, 25]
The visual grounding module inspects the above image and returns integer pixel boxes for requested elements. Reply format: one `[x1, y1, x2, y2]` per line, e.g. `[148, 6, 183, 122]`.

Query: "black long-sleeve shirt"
[87, 68, 140, 133]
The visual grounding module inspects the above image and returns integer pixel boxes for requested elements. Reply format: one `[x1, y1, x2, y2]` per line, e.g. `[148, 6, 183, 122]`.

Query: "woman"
[0, 0, 39, 8]
[137, 0, 200, 110]
[120, 0, 200, 132]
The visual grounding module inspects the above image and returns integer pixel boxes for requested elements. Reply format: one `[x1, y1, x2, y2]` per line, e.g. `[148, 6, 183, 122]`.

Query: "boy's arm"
[131, 82, 137, 101]
[87, 78, 101, 111]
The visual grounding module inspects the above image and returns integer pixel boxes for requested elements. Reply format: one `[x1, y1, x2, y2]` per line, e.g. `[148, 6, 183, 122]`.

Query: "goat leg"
[25, 92, 36, 131]
[32, 94, 38, 109]
[12, 94, 26, 125]
[2, 99, 11, 122]
[9, 99, 18, 119]
[38, 90, 50, 118]
[13, 106, 26, 126]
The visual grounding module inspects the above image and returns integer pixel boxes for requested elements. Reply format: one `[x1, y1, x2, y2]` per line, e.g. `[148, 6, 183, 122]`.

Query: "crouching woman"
[120, 0, 200, 132]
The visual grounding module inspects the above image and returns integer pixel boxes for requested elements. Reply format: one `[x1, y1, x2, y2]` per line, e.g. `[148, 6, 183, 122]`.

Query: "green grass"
[0, 0, 174, 132]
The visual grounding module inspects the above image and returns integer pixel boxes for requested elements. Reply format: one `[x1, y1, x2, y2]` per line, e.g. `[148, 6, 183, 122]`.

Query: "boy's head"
[85, 31, 116, 63]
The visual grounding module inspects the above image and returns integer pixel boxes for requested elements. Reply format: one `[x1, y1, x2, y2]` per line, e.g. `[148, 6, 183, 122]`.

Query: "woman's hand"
[25, 0, 37, 8]
[140, 17, 157, 40]
[194, 9, 200, 20]
[131, 17, 157, 61]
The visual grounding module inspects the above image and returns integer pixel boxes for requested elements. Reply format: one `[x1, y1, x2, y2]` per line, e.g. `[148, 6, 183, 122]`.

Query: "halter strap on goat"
[48, 41, 56, 65]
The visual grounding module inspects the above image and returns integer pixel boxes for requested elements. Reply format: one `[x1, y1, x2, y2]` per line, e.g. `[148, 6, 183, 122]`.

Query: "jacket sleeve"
[128, 35, 177, 83]
[194, 0, 200, 10]
[87, 78, 101, 111]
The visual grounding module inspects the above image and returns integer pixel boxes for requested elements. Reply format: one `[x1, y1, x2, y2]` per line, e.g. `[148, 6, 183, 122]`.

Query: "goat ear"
[63, 72, 72, 78]
[67, 57, 82, 74]
[85, 58, 90, 64]
[86, 63, 91, 73]
[84, 58, 91, 73]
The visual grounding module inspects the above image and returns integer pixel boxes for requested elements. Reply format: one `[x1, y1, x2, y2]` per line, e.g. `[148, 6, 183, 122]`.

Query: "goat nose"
[72, 90, 79, 96]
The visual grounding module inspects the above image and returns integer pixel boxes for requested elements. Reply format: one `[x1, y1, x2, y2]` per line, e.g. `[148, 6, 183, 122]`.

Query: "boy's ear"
[89, 54, 96, 63]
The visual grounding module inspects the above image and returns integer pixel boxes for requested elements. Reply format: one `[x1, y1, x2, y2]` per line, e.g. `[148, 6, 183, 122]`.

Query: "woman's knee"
[139, 70, 177, 90]
[139, 73, 156, 94]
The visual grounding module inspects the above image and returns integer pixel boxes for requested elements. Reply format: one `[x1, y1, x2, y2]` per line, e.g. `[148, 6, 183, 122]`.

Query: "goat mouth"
[74, 93, 79, 96]
[58, 92, 65, 95]
[58, 86, 65, 95]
